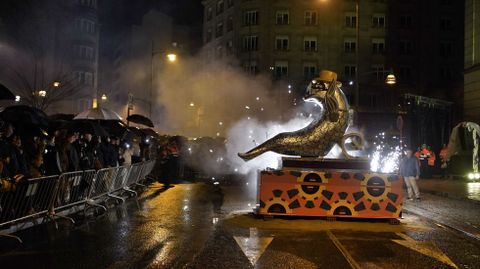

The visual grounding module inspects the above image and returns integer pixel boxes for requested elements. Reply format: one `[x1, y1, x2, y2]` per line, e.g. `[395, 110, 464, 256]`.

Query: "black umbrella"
[141, 128, 160, 138]
[0, 105, 49, 127]
[99, 120, 129, 138]
[0, 83, 16, 100]
[49, 113, 75, 121]
[69, 120, 109, 136]
[127, 114, 154, 127]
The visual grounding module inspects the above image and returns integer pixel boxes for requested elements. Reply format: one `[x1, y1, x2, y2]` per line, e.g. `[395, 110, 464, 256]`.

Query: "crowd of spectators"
[0, 122, 154, 191]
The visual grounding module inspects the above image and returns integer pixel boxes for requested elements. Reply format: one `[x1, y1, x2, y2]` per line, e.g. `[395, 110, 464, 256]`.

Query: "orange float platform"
[256, 159, 403, 219]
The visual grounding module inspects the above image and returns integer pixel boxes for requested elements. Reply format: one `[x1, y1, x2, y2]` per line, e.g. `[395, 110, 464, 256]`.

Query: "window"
[372, 14, 385, 28]
[371, 65, 385, 80]
[345, 14, 357, 28]
[344, 39, 356, 53]
[206, 28, 212, 42]
[207, 7, 213, 21]
[75, 18, 95, 34]
[244, 10, 259, 26]
[227, 0, 233, 8]
[344, 65, 356, 77]
[216, 21, 224, 37]
[305, 11, 317, 25]
[276, 11, 289, 25]
[440, 18, 452, 31]
[372, 38, 385, 54]
[216, 0, 224, 14]
[400, 15, 412, 29]
[243, 35, 258, 51]
[304, 36, 317, 52]
[440, 42, 453, 57]
[303, 62, 317, 79]
[227, 16, 233, 31]
[399, 66, 412, 79]
[275, 35, 289, 51]
[79, 0, 96, 8]
[75, 71, 94, 85]
[74, 45, 94, 60]
[244, 61, 258, 75]
[399, 40, 413, 55]
[274, 61, 288, 78]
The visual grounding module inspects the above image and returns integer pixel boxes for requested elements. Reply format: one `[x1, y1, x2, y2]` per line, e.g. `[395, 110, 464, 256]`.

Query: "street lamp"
[385, 72, 397, 85]
[101, 94, 107, 101]
[38, 90, 47, 97]
[150, 41, 179, 118]
[53, 81, 61, 88]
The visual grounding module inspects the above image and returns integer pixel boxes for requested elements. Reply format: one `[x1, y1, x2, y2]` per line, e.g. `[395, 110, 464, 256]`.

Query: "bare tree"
[0, 0, 87, 111]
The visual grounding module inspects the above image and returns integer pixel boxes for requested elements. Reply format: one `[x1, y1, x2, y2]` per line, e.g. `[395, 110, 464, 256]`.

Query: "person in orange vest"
[439, 144, 449, 178]
[418, 144, 432, 178]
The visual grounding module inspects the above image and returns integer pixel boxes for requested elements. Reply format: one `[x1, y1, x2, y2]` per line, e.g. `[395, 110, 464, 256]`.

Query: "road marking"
[392, 233, 458, 269]
[233, 227, 273, 266]
[326, 230, 362, 269]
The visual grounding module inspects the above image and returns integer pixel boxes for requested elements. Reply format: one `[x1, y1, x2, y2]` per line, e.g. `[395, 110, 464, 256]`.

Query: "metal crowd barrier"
[0, 160, 156, 243]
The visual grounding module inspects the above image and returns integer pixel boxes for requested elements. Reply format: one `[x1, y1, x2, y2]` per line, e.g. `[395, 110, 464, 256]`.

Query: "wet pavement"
[417, 179, 480, 202]
[1, 180, 480, 269]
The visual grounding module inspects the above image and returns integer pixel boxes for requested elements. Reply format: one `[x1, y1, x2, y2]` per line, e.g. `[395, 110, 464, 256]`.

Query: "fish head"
[304, 79, 328, 102]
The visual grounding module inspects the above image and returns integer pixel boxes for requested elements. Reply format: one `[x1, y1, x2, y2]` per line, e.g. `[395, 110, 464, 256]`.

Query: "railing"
[0, 160, 156, 243]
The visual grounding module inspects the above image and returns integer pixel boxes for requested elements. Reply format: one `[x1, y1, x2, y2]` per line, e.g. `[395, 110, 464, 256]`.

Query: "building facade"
[386, 0, 464, 108]
[100, 10, 175, 122]
[0, 0, 100, 113]
[465, 0, 480, 122]
[202, 0, 389, 107]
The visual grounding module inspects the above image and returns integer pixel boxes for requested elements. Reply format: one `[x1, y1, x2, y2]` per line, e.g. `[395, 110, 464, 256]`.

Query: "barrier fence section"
[0, 160, 156, 242]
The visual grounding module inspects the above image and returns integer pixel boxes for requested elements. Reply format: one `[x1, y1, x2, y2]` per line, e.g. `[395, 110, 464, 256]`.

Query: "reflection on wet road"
[0, 182, 479, 269]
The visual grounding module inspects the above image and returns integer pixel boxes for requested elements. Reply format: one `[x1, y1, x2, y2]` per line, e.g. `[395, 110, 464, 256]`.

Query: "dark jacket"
[400, 156, 420, 177]
[44, 144, 61, 175]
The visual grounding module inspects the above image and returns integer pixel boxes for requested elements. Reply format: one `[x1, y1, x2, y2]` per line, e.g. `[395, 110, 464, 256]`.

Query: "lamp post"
[150, 41, 178, 118]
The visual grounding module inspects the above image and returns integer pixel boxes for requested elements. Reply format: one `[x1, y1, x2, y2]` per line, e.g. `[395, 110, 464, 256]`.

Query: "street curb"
[419, 188, 480, 205]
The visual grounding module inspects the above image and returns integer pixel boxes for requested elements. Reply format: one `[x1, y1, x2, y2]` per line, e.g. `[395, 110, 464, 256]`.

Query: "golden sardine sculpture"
[238, 70, 360, 161]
